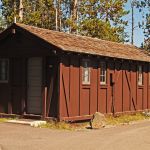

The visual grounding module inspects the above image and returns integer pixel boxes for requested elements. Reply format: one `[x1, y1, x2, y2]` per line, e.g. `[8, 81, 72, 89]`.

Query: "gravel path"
[0, 121, 150, 150]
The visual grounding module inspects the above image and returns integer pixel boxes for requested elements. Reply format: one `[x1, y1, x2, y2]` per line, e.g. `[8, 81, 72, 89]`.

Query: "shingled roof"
[3, 23, 150, 62]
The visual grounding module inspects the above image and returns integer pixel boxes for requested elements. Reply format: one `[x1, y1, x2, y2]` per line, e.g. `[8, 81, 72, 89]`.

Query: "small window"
[100, 62, 107, 85]
[0, 59, 9, 83]
[138, 65, 143, 86]
[82, 60, 90, 84]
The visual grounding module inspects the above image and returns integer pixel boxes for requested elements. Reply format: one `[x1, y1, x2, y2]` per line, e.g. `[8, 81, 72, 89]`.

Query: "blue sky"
[124, 0, 148, 47]
[0, 0, 148, 47]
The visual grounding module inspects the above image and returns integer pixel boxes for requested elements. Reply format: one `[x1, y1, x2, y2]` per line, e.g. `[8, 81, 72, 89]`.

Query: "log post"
[42, 87, 47, 120]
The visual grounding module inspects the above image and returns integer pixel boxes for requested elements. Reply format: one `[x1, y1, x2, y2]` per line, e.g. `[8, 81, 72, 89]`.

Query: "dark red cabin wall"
[148, 66, 150, 109]
[90, 59, 98, 115]
[80, 58, 98, 116]
[130, 62, 137, 111]
[136, 62, 147, 111]
[123, 61, 130, 112]
[70, 56, 80, 117]
[114, 61, 123, 113]
[46, 57, 59, 118]
[98, 59, 111, 114]
[106, 61, 114, 113]
[59, 55, 150, 120]
[59, 56, 99, 119]
[148, 84, 150, 109]
[60, 57, 70, 117]
[143, 64, 148, 110]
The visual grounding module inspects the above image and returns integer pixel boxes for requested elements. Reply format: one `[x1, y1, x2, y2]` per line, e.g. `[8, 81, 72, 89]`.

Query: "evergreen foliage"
[23, 0, 55, 29]
[0, 0, 129, 43]
[138, 0, 150, 50]
[77, 0, 129, 42]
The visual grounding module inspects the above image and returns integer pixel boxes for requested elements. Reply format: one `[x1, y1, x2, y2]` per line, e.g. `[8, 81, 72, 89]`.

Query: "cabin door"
[27, 57, 42, 114]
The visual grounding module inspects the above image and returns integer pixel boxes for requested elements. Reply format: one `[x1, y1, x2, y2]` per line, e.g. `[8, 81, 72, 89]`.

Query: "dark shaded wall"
[0, 30, 60, 118]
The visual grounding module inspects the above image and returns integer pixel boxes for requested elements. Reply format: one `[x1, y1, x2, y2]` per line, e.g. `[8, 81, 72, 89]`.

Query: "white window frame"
[100, 62, 107, 85]
[82, 59, 90, 85]
[138, 65, 143, 86]
[0, 59, 9, 83]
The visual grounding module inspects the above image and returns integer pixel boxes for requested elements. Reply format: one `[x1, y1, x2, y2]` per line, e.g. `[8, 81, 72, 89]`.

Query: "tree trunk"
[131, 5, 134, 45]
[19, 0, 23, 22]
[70, 0, 78, 33]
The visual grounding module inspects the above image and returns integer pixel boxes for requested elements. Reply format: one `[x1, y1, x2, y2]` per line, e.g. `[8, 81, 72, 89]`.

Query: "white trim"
[138, 65, 143, 86]
[82, 59, 91, 85]
[100, 61, 107, 85]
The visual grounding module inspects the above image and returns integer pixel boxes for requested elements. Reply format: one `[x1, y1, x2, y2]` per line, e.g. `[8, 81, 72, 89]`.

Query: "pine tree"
[78, 0, 129, 42]
[1, 0, 129, 43]
[138, 0, 150, 50]
[1, 0, 20, 25]
[144, 13, 150, 50]
[66, 0, 78, 33]
[1, 0, 56, 29]
[23, 0, 56, 29]
[0, 16, 5, 32]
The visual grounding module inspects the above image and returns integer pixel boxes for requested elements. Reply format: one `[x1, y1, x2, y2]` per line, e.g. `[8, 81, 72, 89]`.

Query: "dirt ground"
[0, 121, 150, 150]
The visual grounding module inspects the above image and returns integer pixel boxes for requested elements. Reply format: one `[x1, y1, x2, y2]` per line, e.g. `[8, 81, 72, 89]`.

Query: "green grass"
[0, 118, 9, 123]
[0, 117, 16, 123]
[40, 121, 90, 131]
[40, 121, 75, 131]
[40, 113, 150, 130]
[106, 113, 150, 125]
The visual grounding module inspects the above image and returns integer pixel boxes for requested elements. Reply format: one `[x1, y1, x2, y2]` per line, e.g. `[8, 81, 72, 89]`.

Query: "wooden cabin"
[0, 23, 150, 121]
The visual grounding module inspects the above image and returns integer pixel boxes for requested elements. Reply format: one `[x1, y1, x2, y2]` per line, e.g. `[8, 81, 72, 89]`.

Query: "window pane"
[100, 62, 107, 84]
[82, 60, 90, 84]
[138, 65, 143, 85]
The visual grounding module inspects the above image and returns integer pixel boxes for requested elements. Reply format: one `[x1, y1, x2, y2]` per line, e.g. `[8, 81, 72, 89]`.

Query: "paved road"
[0, 121, 150, 150]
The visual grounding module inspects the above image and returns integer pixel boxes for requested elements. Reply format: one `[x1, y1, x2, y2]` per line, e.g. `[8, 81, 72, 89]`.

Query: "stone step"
[7, 119, 46, 127]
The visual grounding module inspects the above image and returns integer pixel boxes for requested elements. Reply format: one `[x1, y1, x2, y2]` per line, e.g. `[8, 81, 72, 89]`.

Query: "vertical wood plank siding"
[0, 58, 26, 114]
[59, 55, 150, 121]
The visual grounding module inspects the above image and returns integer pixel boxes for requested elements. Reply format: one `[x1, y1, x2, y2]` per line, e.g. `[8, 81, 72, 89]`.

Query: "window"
[100, 62, 107, 85]
[138, 65, 143, 86]
[82, 60, 90, 84]
[0, 59, 9, 83]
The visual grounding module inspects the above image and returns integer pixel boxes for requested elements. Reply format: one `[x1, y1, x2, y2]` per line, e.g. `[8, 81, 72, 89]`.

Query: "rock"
[142, 111, 150, 117]
[30, 121, 46, 127]
[90, 112, 106, 129]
